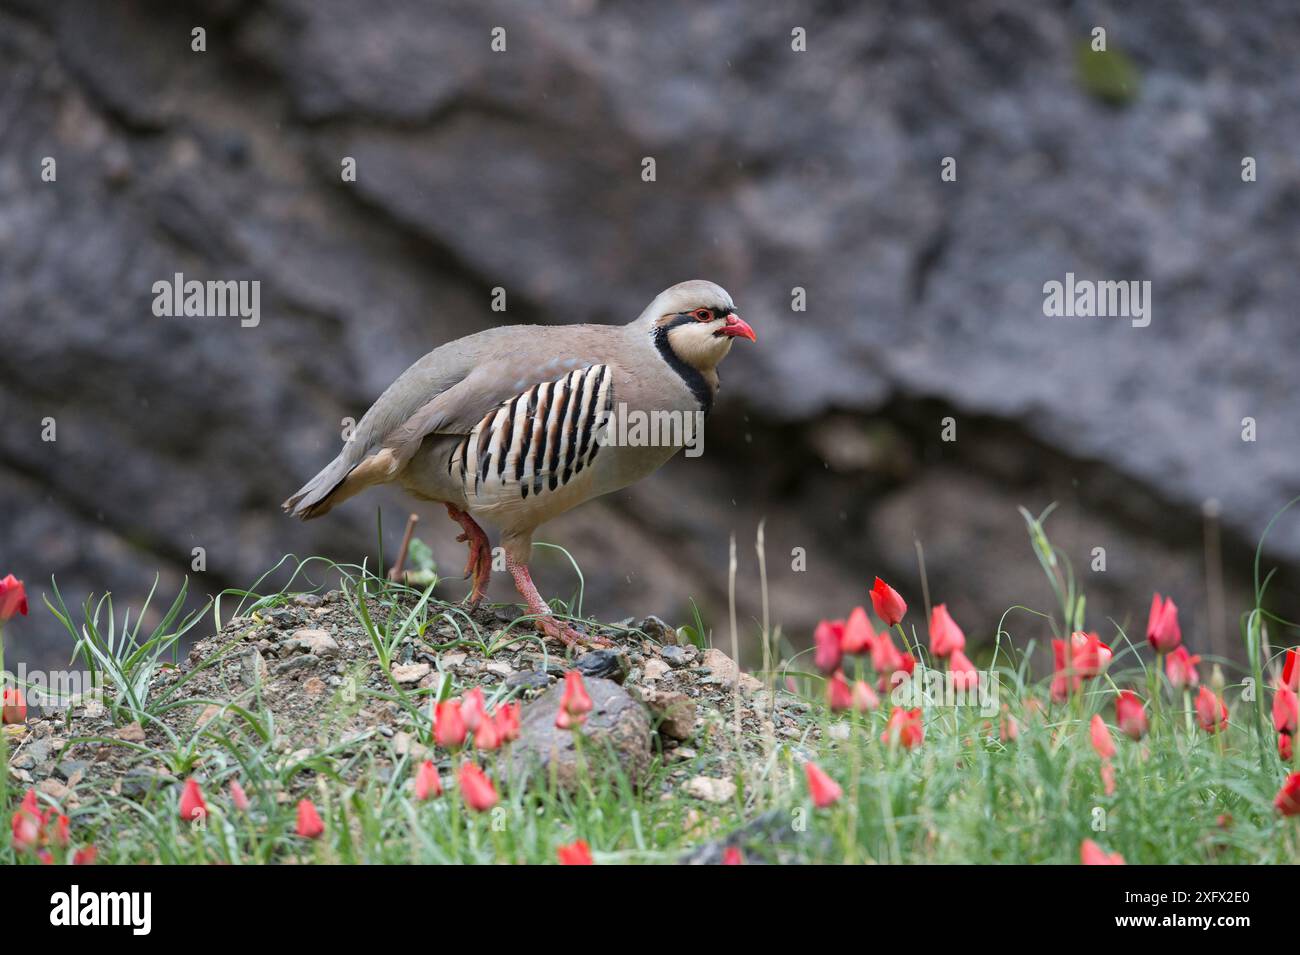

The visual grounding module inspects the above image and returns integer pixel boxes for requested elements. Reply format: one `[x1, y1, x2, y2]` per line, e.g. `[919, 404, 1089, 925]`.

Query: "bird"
[283, 279, 756, 647]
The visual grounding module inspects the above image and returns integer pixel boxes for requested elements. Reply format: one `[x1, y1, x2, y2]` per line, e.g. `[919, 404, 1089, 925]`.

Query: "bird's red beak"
[719, 313, 756, 342]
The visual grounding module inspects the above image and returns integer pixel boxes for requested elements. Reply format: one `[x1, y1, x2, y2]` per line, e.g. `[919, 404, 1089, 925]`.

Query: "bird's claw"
[535, 615, 612, 650]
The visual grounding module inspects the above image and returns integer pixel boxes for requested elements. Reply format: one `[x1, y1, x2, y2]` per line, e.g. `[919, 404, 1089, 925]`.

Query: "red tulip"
[1050, 639, 1080, 703]
[1100, 761, 1116, 796]
[1194, 686, 1228, 734]
[1069, 631, 1112, 679]
[461, 687, 487, 733]
[1275, 771, 1300, 816]
[495, 702, 521, 742]
[556, 840, 594, 865]
[179, 779, 207, 824]
[414, 759, 443, 801]
[474, 714, 503, 750]
[11, 791, 40, 852]
[1115, 691, 1148, 741]
[229, 780, 251, 812]
[870, 577, 907, 627]
[803, 761, 842, 808]
[458, 762, 498, 812]
[1280, 733, 1293, 762]
[1080, 839, 1125, 865]
[722, 846, 744, 865]
[840, 606, 875, 655]
[1146, 593, 1182, 653]
[44, 810, 69, 848]
[852, 679, 880, 713]
[1089, 714, 1116, 760]
[295, 799, 325, 839]
[72, 846, 98, 865]
[826, 670, 853, 712]
[434, 699, 467, 749]
[0, 575, 28, 621]
[813, 619, 845, 674]
[1273, 685, 1298, 737]
[1, 687, 26, 724]
[881, 707, 924, 750]
[928, 604, 965, 658]
[870, 629, 904, 682]
[948, 648, 978, 692]
[1165, 646, 1201, 690]
[1284, 648, 1298, 692]
[556, 671, 593, 729]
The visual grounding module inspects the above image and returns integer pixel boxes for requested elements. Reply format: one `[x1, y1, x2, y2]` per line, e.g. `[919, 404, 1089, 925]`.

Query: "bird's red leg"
[505, 554, 610, 649]
[445, 504, 490, 608]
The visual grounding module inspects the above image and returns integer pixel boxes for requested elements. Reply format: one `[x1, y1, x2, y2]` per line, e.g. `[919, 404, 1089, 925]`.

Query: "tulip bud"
[803, 761, 842, 808]
[295, 798, 325, 839]
[870, 577, 907, 627]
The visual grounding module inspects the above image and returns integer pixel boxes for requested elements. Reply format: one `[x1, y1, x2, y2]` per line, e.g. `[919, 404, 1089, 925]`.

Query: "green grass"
[3, 508, 1299, 865]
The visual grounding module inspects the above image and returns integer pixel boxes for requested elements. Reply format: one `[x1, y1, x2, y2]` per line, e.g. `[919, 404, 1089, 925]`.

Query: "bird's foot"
[533, 614, 613, 650]
[506, 554, 611, 650]
[386, 513, 420, 582]
[445, 504, 491, 608]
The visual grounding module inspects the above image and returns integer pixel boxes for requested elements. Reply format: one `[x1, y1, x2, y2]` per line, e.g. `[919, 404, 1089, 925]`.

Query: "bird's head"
[643, 279, 756, 373]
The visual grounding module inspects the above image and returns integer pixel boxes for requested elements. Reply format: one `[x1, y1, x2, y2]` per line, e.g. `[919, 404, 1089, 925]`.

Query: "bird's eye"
[692, 308, 713, 322]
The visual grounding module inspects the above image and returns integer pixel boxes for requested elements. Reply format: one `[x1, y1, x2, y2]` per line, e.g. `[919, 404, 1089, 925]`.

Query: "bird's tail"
[282, 454, 354, 520]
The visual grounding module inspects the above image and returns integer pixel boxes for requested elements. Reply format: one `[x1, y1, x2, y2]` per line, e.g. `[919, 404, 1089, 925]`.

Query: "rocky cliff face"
[3, 0, 1298, 670]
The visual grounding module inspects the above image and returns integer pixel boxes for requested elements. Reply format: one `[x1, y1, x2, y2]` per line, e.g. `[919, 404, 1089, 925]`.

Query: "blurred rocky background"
[3, 0, 1300, 672]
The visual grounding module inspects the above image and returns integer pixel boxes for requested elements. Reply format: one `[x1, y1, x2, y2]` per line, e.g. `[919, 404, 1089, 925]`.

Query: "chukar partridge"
[284, 280, 756, 646]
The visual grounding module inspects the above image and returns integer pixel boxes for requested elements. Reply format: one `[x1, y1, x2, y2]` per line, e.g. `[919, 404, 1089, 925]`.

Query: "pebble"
[506, 670, 551, 691]
[683, 776, 737, 804]
[638, 615, 676, 644]
[576, 649, 628, 683]
[642, 659, 670, 682]
[288, 628, 340, 659]
[391, 662, 431, 685]
[659, 645, 691, 667]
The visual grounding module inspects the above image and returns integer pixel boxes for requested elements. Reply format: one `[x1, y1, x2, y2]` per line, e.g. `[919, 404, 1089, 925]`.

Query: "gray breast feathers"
[450, 364, 615, 503]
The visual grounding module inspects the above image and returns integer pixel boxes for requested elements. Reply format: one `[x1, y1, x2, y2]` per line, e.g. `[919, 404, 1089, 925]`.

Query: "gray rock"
[505, 670, 551, 691]
[574, 649, 628, 684]
[637, 616, 677, 645]
[505, 677, 651, 792]
[659, 645, 691, 668]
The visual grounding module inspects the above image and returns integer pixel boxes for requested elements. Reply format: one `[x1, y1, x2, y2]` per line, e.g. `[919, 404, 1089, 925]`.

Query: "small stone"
[659, 645, 691, 667]
[484, 661, 514, 678]
[575, 649, 628, 683]
[196, 706, 223, 728]
[303, 677, 327, 696]
[642, 659, 670, 682]
[39, 778, 70, 801]
[54, 760, 89, 782]
[640, 688, 696, 740]
[506, 670, 551, 691]
[274, 656, 319, 676]
[290, 628, 340, 658]
[243, 649, 268, 685]
[391, 662, 431, 685]
[292, 593, 324, 608]
[683, 776, 737, 804]
[701, 648, 764, 694]
[116, 722, 146, 743]
[638, 615, 676, 644]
